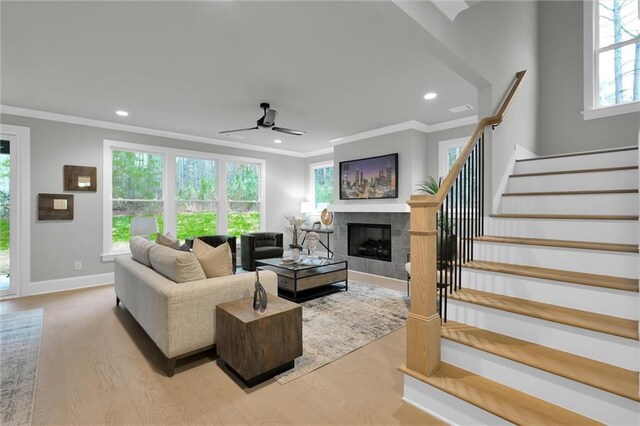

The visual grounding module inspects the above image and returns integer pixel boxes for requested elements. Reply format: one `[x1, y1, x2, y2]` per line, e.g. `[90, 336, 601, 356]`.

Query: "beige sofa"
[114, 246, 278, 376]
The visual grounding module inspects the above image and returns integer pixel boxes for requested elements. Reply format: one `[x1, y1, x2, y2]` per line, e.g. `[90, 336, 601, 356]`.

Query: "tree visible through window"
[226, 162, 260, 237]
[597, 0, 640, 107]
[313, 165, 334, 209]
[112, 150, 164, 251]
[175, 157, 217, 240]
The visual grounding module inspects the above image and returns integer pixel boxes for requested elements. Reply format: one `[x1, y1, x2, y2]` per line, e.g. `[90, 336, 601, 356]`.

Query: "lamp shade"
[300, 201, 314, 214]
[130, 216, 159, 236]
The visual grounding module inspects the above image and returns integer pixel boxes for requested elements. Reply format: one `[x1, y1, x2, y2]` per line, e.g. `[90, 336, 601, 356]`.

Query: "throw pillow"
[156, 232, 180, 249]
[129, 236, 155, 267]
[149, 244, 206, 283]
[192, 238, 234, 278]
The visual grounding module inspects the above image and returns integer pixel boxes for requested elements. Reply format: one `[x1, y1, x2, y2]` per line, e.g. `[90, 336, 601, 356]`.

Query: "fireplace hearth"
[348, 223, 391, 262]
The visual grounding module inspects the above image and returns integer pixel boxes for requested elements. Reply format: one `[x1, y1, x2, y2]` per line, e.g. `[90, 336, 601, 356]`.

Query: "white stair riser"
[514, 150, 637, 174]
[507, 169, 637, 192]
[485, 217, 639, 245]
[403, 375, 513, 426]
[474, 242, 638, 279]
[442, 340, 640, 425]
[500, 193, 638, 215]
[447, 300, 639, 370]
[461, 269, 639, 320]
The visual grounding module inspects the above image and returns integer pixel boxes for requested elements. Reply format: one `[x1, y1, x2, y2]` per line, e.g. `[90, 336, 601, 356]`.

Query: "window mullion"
[164, 152, 176, 237]
[598, 37, 640, 53]
[218, 159, 228, 234]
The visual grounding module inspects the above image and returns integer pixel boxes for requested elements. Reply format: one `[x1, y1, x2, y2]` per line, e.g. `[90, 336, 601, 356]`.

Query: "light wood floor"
[0, 277, 441, 425]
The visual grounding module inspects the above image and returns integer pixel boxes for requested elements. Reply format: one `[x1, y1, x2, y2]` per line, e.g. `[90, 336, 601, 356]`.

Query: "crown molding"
[0, 104, 329, 158]
[329, 115, 477, 147]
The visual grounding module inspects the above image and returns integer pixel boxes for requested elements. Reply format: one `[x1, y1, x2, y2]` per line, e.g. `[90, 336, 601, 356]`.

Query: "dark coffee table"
[256, 257, 348, 302]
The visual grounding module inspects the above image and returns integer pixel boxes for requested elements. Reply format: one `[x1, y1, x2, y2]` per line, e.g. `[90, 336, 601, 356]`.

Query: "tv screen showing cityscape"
[339, 153, 398, 200]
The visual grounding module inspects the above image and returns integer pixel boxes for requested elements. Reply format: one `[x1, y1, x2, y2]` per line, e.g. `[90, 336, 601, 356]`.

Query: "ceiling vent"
[448, 104, 474, 113]
[223, 133, 245, 139]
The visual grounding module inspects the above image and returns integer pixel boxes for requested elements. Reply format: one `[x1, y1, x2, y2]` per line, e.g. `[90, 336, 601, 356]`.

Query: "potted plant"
[416, 177, 457, 266]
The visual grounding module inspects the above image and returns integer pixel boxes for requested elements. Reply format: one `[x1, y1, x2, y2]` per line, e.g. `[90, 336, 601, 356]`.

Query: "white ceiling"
[1, 1, 476, 154]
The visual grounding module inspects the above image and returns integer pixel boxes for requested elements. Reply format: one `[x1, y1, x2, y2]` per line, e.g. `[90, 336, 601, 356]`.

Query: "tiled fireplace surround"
[332, 212, 410, 281]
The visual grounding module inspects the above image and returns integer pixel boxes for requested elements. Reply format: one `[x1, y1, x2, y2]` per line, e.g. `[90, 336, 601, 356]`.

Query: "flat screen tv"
[339, 153, 398, 200]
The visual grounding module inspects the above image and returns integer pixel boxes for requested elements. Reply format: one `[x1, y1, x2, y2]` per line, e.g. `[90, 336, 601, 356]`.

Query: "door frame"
[0, 124, 31, 298]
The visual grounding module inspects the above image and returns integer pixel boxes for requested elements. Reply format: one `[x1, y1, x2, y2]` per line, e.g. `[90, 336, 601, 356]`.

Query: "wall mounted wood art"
[64, 165, 97, 192]
[38, 193, 74, 221]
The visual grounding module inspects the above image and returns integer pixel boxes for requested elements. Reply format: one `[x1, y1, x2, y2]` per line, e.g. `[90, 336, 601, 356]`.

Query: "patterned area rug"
[275, 281, 408, 384]
[0, 308, 43, 426]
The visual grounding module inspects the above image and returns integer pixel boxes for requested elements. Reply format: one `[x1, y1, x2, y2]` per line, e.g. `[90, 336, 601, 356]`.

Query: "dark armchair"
[240, 232, 284, 271]
[186, 235, 237, 273]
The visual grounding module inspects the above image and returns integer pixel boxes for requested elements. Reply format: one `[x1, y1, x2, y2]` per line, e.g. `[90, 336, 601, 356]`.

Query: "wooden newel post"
[406, 194, 441, 377]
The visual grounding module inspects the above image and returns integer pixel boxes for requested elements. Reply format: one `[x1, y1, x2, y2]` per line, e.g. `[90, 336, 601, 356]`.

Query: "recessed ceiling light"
[116, 110, 129, 117]
[423, 93, 437, 100]
[274, 139, 282, 144]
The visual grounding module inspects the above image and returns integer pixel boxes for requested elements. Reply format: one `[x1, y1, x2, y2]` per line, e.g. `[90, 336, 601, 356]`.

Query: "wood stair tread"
[449, 288, 639, 340]
[516, 146, 637, 162]
[463, 260, 639, 292]
[510, 165, 637, 178]
[399, 363, 601, 425]
[442, 321, 640, 402]
[503, 189, 638, 196]
[474, 235, 639, 253]
[490, 213, 639, 221]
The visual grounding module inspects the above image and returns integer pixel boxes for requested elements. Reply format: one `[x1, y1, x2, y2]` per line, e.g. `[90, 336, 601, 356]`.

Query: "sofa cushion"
[254, 246, 284, 259]
[192, 239, 233, 278]
[149, 244, 206, 283]
[129, 236, 156, 267]
[156, 232, 180, 249]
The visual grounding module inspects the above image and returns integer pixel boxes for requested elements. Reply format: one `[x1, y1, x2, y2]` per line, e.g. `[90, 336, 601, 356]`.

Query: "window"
[438, 138, 467, 177]
[111, 149, 164, 252]
[175, 156, 217, 240]
[310, 161, 334, 210]
[226, 161, 261, 237]
[103, 140, 265, 259]
[585, 0, 640, 118]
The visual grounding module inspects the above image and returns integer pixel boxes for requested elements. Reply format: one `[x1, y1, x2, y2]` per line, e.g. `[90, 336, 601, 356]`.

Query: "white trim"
[330, 116, 477, 147]
[103, 139, 267, 258]
[0, 104, 330, 158]
[328, 203, 410, 213]
[582, 101, 640, 120]
[28, 272, 114, 296]
[348, 269, 406, 286]
[0, 124, 31, 298]
[438, 137, 468, 177]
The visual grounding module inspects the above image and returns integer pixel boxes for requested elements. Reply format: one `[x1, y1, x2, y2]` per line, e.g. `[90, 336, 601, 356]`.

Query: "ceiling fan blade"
[219, 126, 259, 134]
[272, 126, 306, 136]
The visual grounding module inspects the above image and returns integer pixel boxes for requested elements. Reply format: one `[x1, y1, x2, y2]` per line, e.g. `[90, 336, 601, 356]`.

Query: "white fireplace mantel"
[328, 203, 410, 213]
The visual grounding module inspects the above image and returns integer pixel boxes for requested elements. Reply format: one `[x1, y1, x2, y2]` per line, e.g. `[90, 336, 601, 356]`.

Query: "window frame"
[583, 0, 640, 120]
[102, 139, 266, 261]
[309, 160, 334, 212]
[438, 138, 468, 178]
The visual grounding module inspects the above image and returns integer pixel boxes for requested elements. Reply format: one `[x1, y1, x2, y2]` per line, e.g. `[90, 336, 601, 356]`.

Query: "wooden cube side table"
[216, 296, 302, 387]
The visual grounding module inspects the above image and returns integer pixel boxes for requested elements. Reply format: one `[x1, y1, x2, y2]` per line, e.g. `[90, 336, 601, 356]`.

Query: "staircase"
[404, 147, 640, 425]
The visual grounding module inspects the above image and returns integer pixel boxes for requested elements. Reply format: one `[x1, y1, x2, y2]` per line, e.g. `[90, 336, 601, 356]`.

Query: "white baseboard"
[348, 269, 405, 286]
[28, 272, 114, 296]
[493, 144, 537, 214]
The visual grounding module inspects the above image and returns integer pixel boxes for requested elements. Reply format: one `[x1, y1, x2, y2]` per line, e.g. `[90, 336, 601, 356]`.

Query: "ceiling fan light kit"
[220, 103, 306, 136]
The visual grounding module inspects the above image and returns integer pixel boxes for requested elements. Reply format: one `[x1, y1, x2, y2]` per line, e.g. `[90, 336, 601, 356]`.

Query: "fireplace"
[347, 223, 392, 262]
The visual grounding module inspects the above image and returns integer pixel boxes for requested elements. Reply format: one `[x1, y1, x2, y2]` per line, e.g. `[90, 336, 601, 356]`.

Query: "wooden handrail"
[403, 70, 527, 379]
[436, 70, 526, 204]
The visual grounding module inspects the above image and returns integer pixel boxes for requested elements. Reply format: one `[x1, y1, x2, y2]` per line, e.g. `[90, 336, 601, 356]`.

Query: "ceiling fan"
[219, 103, 306, 136]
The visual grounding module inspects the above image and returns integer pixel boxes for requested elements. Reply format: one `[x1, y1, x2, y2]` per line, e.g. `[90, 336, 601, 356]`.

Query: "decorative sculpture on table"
[253, 270, 268, 312]
[306, 231, 320, 255]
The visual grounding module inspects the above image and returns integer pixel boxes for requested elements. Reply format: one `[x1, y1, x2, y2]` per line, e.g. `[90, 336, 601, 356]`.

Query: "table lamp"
[130, 216, 159, 240]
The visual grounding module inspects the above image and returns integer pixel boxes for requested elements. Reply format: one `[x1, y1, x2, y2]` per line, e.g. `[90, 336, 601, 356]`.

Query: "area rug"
[275, 281, 408, 384]
[0, 308, 43, 426]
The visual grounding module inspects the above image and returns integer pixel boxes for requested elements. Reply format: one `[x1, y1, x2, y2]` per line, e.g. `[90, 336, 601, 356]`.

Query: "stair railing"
[402, 70, 526, 379]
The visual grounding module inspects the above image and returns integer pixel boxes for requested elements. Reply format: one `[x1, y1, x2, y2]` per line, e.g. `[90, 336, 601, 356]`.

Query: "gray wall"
[538, 1, 640, 154]
[396, 0, 540, 205]
[332, 129, 435, 206]
[1, 114, 305, 282]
